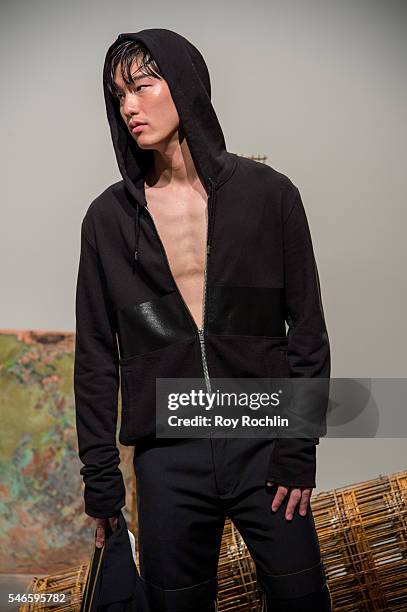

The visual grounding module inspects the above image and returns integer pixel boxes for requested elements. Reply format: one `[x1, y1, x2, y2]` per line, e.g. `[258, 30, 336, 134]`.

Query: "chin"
[135, 139, 154, 150]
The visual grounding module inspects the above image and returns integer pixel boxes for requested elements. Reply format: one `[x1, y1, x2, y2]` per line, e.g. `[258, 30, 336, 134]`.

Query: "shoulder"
[234, 155, 300, 213]
[80, 180, 124, 245]
[235, 155, 298, 192]
[84, 180, 123, 220]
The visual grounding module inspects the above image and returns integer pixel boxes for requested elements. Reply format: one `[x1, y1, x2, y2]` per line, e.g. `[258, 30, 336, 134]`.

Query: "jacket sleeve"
[266, 183, 331, 488]
[74, 214, 126, 518]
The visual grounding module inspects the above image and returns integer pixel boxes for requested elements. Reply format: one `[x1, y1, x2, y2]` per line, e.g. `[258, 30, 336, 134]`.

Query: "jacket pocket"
[118, 338, 201, 444]
[206, 334, 290, 379]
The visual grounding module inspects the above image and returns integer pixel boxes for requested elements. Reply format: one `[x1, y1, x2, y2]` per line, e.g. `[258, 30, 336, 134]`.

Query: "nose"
[122, 93, 140, 118]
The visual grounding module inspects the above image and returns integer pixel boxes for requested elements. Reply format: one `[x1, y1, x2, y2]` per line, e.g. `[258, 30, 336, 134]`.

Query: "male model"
[74, 28, 332, 611]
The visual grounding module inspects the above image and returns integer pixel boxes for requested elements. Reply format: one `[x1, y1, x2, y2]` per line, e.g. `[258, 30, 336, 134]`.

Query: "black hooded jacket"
[74, 28, 331, 519]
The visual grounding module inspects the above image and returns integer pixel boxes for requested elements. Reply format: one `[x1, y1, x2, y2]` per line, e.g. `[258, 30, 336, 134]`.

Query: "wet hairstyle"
[104, 39, 164, 98]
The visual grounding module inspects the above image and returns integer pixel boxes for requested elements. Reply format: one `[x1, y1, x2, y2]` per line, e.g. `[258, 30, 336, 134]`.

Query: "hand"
[266, 481, 312, 520]
[95, 515, 119, 548]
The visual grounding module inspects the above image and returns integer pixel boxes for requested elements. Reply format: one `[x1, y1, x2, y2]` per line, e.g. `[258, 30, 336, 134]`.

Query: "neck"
[145, 137, 200, 190]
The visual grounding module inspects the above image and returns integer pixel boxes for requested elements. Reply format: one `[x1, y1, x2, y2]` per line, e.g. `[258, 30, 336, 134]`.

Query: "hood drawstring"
[133, 204, 141, 273]
[207, 177, 217, 257]
[132, 177, 217, 272]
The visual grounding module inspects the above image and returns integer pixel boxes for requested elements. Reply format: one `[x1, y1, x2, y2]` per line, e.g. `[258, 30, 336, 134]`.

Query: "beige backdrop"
[0, 0, 406, 496]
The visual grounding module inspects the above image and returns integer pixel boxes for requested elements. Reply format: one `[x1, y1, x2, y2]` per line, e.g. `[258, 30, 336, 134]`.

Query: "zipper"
[141, 178, 215, 397]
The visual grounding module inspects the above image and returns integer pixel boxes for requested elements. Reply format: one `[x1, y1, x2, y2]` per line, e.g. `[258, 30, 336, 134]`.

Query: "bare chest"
[144, 185, 208, 329]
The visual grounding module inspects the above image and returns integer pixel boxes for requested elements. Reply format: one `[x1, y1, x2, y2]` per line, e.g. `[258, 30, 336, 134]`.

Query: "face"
[114, 58, 180, 150]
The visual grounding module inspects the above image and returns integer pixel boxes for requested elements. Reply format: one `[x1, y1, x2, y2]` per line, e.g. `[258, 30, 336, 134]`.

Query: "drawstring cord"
[132, 176, 217, 272]
[133, 203, 141, 273]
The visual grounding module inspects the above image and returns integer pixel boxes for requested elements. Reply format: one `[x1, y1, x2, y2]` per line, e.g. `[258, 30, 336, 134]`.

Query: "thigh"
[134, 438, 225, 591]
[224, 439, 327, 600]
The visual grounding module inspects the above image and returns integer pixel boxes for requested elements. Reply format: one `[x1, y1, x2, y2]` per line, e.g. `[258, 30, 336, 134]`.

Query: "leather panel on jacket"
[116, 289, 195, 360]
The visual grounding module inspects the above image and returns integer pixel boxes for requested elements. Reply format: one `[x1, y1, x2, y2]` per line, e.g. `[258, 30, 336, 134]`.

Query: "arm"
[266, 183, 331, 489]
[74, 214, 126, 518]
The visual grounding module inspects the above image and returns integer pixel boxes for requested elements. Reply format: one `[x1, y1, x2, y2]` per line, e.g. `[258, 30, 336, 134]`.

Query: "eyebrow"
[131, 72, 152, 81]
[114, 72, 152, 91]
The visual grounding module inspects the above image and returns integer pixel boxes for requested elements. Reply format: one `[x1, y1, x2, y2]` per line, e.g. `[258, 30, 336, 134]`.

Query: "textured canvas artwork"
[0, 330, 136, 574]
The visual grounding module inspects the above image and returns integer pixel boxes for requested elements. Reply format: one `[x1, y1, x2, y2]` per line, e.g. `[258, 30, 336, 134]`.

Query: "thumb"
[95, 518, 106, 548]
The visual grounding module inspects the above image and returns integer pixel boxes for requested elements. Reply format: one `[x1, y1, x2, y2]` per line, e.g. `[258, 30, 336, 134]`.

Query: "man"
[74, 28, 332, 611]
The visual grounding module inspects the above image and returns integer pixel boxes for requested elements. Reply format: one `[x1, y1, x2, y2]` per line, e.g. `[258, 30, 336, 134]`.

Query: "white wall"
[1, 0, 406, 492]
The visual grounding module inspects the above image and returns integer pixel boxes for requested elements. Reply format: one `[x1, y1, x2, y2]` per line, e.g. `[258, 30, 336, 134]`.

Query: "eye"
[115, 84, 149, 101]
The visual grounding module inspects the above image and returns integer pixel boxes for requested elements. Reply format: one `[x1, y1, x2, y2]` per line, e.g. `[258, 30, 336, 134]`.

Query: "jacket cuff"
[266, 438, 319, 488]
[85, 503, 125, 519]
[84, 489, 126, 519]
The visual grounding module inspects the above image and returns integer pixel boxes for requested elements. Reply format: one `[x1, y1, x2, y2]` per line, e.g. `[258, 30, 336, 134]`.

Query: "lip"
[131, 123, 147, 133]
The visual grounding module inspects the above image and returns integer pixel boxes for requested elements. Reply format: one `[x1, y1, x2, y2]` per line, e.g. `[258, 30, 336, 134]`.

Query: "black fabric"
[261, 583, 332, 612]
[80, 511, 150, 611]
[267, 436, 319, 488]
[133, 436, 329, 611]
[118, 338, 201, 442]
[207, 285, 286, 336]
[74, 231, 126, 518]
[74, 28, 331, 519]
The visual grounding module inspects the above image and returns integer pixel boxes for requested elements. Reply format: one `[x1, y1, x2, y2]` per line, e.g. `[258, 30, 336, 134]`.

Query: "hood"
[102, 28, 238, 267]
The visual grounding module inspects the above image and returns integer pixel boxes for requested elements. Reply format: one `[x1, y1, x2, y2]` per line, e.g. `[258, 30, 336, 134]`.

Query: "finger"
[285, 489, 302, 520]
[271, 486, 288, 512]
[266, 480, 274, 487]
[299, 489, 312, 516]
[95, 520, 106, 548]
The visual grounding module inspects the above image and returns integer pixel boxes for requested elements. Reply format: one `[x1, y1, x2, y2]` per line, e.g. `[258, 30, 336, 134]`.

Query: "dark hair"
[104, 40, 163, 98]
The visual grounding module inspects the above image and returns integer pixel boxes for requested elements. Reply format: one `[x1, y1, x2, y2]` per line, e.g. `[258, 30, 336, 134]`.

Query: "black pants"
[133, 436, 332, 612]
